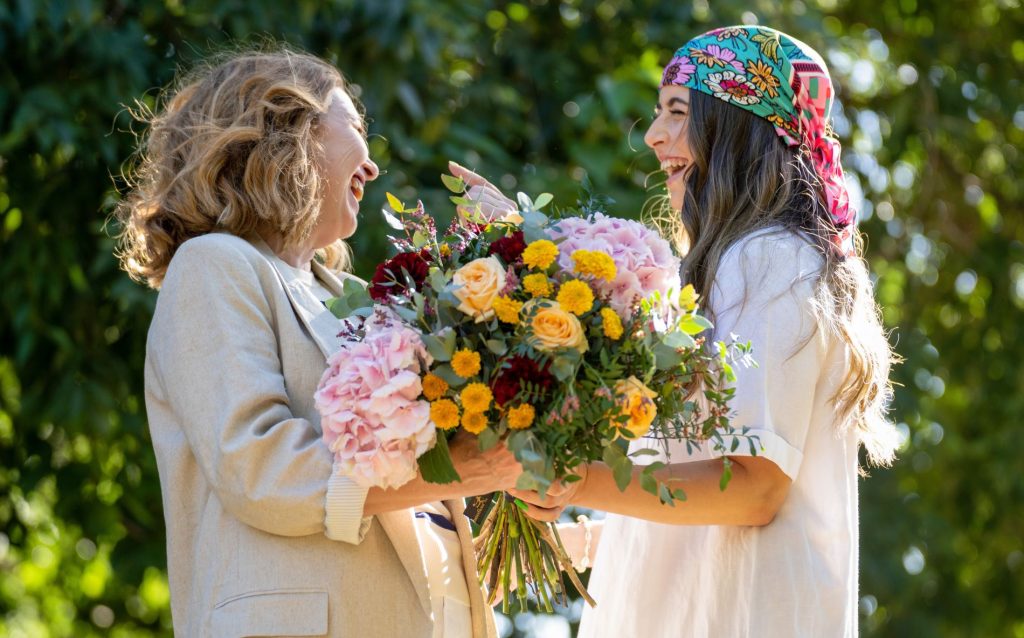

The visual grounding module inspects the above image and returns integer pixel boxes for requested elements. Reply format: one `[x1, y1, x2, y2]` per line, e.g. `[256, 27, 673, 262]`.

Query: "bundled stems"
[475, 493, 597, 612]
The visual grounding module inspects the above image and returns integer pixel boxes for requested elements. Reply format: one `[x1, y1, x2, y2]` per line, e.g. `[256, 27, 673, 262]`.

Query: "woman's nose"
[644, 120, 664, 151]
[363, 159, 380, 182]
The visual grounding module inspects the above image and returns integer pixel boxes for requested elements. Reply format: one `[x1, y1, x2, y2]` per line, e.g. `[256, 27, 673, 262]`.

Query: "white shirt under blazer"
[144, 232, 496, 637]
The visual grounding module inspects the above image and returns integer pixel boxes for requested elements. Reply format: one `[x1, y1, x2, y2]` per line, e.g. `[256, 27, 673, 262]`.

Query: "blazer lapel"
[254, 240, 434, 617]
[444, 499, 497, 638]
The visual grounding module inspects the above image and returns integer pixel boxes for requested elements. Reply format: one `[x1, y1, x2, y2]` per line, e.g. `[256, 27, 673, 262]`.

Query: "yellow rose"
[613, 376, 657, 438]
[526, 300, 588, 353]
[452, 256, 507, 322]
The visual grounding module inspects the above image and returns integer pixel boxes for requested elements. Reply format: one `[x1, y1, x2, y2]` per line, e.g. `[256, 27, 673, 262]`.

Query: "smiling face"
[644, 85, 694, 212]
[309, 87, 380, 247]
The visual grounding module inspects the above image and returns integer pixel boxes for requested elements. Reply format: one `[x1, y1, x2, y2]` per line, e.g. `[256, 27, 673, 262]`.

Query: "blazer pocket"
[211, 589, 328, 637]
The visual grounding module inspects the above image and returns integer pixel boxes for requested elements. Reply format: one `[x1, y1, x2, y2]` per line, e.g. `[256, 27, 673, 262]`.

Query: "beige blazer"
[144, 233, 496, 637]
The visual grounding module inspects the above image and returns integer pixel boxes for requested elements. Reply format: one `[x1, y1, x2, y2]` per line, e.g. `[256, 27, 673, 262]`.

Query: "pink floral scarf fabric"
[662, 26, 855, 256]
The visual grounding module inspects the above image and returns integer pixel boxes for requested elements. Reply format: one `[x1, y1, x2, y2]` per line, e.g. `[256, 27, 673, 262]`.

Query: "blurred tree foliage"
[1, 0, 1021, 636]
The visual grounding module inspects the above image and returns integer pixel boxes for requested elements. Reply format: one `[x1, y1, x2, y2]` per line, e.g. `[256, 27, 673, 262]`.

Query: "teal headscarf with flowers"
[661, 26, 855, 255]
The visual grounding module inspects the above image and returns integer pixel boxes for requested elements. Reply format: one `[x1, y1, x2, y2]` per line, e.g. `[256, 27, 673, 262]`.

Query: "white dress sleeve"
[703, 230, 829, 480]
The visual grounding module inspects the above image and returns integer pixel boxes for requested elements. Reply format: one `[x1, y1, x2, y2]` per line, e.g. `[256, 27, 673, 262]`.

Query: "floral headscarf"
[661, 26, 855, 256]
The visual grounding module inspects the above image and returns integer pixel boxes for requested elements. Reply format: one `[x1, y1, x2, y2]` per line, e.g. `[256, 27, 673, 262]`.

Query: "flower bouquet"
[315, 175, 753, 612]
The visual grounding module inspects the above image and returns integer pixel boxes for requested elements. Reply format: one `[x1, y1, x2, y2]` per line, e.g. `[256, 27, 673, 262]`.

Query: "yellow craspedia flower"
[492, 295, 523, 324]
[522, 239, 559, 270]
[571, 249, 617, 282]
[522, 273, 552, 298]
[556, 279, 595, 316]
[460, 382, 494, 413]
[461, 411, 488, 434]
[422, 373, 449, 401]
[451, 349, 481, 377]
[430, 399, 460, 430]
[507, 404, 536, 430]
[601, 307, 624, 340]
[613, 376, 658, 438]
[679, 283, 699, 311]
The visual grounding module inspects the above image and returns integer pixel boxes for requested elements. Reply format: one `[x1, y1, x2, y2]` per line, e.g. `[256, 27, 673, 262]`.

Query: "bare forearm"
[575, 457, 789, 527]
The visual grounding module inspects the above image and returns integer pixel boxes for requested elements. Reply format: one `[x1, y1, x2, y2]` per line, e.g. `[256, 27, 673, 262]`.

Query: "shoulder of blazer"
[167, 233, 268, 275]
[159, 233, 286, 302]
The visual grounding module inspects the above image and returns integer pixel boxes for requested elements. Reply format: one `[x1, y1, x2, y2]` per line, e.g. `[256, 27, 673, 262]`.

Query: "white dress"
[579, 229, 861, 638]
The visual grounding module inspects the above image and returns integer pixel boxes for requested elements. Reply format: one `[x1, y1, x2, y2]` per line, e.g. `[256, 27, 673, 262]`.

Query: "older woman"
[116, 50, 519, 637]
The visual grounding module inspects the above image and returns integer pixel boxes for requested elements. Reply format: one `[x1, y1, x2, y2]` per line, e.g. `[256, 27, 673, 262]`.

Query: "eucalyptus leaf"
[719, 458, 733, 491]
[381, 207, 405, 230]
[521, 210, 549, 227]
[678, 317, 711, 336]
[612, 457, 632, 492]
[441, 173, 466, 193]
[431, 364, 466, 388]
[533, 192, 553, 209]
[390, 304, 419, 324]
[485, 338, 508, 356]
[385, 192, 405, 213]
[477, 427, 500, 451]
[516, 192, 534, 210]
[652, 342, 684, 371]
[515, 471, 542, 491]
[659, 483, 676, 506]
[412, 230, 430, 249]
[662, 331, 697, 349]
[422, 333, 452, 362]
[324, 278, 372, 319]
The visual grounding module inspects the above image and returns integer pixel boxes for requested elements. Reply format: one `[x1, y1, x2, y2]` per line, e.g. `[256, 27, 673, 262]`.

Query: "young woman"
[116, 49, 521, 637]
[510, 26, 900, 637]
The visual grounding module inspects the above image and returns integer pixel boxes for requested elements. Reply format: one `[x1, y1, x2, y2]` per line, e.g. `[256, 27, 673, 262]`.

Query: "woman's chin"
[666, 183, 685, 212]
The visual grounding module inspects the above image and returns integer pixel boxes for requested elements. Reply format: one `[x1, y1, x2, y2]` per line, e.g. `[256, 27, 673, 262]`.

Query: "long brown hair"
[653, 90, 899, 466]
[115, 47, 353, 288]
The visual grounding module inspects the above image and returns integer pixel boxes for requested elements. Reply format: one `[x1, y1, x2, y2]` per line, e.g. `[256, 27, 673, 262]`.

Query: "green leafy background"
[1, 1, 1021, 636]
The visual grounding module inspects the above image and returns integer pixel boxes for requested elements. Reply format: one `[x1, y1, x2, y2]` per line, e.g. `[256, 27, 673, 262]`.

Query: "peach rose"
[452, 256, 506, 322]
[527, 301, 588, 353]
[613, 376, 658, 438]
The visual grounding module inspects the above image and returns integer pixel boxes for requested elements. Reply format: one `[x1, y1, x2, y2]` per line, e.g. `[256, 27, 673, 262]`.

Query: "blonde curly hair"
[115, 47, 355, 288]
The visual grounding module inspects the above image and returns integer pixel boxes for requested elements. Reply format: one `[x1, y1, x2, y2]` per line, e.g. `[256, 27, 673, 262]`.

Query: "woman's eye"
[670, 110, 687, 117]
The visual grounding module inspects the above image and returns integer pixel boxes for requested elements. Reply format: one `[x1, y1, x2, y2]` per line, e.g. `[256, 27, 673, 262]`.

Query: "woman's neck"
[258, 231, 315, 270]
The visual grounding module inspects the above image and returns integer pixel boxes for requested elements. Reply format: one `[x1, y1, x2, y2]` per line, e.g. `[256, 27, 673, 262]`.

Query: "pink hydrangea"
[315, 313, 435, 489]
[548, 213, 681, 318]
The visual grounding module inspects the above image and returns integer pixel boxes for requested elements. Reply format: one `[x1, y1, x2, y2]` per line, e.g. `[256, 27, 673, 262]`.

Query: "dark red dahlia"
[491, 355, 555, 406]
[369, 249, 432, 301]
[487, 231, 526, 265]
